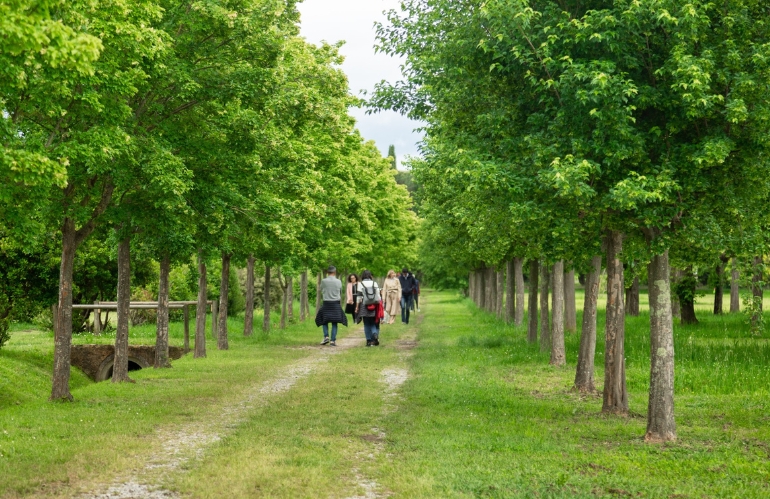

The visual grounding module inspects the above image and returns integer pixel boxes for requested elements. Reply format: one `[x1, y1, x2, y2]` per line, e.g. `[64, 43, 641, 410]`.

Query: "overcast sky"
[297, 0, 423, 169]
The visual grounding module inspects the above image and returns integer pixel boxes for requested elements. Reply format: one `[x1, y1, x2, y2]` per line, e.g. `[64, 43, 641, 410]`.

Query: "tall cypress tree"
[387, 144, 397, 169]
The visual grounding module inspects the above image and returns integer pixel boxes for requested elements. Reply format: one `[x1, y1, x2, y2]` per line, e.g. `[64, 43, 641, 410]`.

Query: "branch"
[74, 179, 115, 246]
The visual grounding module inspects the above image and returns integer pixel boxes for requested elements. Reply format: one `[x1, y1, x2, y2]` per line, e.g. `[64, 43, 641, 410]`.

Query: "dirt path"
[344, 312, 421, 499]
[79, 334, 364, 499]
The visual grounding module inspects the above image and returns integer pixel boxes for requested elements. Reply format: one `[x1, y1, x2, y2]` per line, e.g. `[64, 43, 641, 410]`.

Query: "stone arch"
[96, 354, 150, 382]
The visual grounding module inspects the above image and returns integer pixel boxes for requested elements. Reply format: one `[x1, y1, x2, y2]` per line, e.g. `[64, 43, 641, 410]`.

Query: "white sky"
[297, 0, 424, 169]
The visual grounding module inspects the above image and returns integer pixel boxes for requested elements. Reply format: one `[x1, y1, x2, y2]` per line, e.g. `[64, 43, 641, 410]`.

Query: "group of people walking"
[315, 266, 420, 347]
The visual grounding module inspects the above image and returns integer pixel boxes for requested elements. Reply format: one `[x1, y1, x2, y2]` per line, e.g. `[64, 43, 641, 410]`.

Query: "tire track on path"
[79, 334, 363, 499]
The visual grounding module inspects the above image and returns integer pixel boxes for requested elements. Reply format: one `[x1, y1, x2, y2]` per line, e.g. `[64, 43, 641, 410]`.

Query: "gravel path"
[79, 335, 362, 499]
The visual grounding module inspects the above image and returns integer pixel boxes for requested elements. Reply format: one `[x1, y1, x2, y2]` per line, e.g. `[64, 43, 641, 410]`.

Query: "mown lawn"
[0, 307, 326, 497]
[373, 289, 770, 498]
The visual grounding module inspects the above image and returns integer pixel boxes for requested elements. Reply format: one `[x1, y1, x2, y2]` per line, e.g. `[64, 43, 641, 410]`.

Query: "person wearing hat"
[315, 265, 347, 346]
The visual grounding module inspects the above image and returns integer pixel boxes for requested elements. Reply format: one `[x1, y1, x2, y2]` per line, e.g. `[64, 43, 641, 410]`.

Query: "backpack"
[360, 280, 381, 307]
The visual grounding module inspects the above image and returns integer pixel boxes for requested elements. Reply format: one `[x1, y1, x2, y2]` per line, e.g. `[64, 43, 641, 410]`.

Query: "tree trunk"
[679, 267, 698, 325]
[217, 253, 230, 350]
[287, 275, 294, 322]
[514, 258, 524, 326]
[752, 255, 764, 329]
[671, 268, 681, 318]
[300, 271, 309, 321]
[154, 254, 172, 368]
[714, 258, 727, 315]
[626, 277, 640, 317]
[263, 266, 272, 332]
[315, 272, 322, 313]
[211, 299, 218, 341]
[602, 230, 628, 415]
[574, 255, 602, 392]
[244, 255, 255, 336]
[194, 251, 207, 358]
[486, 267, 495, 313]
[51, 219, 77, 401]
[730, 258, 740, 313]
[527, 260, 539, 343]
[539, 261, 550, 353]
[279, 269, 287, 330]
[564, 266, 577, 332]
[496, 269, 504, 319]
[112, 236, 133, 383]
[646, 249, 676, 442]
[478, 269, 486, 310]
[183, 305, 190, 353]
[551, 260, 565, 366]
[505, 261, 515, 323]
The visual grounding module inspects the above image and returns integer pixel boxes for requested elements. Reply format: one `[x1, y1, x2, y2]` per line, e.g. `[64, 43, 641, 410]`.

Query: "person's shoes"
[366, 340, 372, 347]
[373, 337, 380, 346]
[321, 337, 330, 345]
[330, 341, 336, 346]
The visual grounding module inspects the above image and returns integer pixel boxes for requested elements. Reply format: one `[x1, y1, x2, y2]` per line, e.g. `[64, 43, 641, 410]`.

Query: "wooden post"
[211, 300, 219, 341]
[183, 305, 190, 353]
[93, 301, 102, 335]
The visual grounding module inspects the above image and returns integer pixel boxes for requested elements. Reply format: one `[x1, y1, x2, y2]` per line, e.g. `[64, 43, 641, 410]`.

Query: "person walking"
[382, 270, 402, 324]
[315, 266, 347, 346]
[398, 267, 417, 324]
[345, 273, 359, 324]
[355, 269, 381, 346]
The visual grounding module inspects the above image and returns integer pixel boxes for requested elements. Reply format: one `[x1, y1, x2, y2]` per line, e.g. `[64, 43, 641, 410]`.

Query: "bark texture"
[730, 258, 740, 313]
[514, 258, 525, 326]
[602, 231, 628, 415]
[217, 253, 230, 350]
[539, 261, 550, 353]
[564, 267, 577, 332]
[478, 268, 487, 310]
[646, 250, 676, 443]
[51, 220, 77, 401]
[154, 254, 172, 368]
[574, 255, 601, 392]
[300, 271, 308, 321]
[244, 255, 255, 336]
[505, 261, 515, 323]
[496, 269, 504, 319]
[51, 182, 114, 401]
[486, 267, 495, 313]
[183, 305, 190, 352]
[112, 237, 133, 383]
[551, 260, 566, 366]
[527, 260, 539, 343]
[287, 275, 294, 322]
[678, 267, 699, 325]
[279, 269, 287, 329]
[714, 257, 727, 315]
[194, 251, 207, 358]
[671, 268, 681, 318]
[263, 266, 272, 332]
[626, 276, 640, 317]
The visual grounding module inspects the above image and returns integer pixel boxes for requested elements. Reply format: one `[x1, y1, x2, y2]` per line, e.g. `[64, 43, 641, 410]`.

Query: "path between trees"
[77, 317, 419, 499]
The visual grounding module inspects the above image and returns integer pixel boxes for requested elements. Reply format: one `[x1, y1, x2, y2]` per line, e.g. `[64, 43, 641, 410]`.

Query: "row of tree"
[1, 0, 418, 401]
[371, 0, 770, 442]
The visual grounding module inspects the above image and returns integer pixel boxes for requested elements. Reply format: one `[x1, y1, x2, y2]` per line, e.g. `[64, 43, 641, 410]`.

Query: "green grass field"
[1, 290, 769, 498]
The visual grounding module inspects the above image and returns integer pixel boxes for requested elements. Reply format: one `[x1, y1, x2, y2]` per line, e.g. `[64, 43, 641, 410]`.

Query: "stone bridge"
[71, 345, 186, 382]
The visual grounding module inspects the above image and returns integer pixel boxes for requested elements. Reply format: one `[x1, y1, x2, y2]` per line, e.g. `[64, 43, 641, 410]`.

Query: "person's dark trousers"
[401, 293, 414, 323]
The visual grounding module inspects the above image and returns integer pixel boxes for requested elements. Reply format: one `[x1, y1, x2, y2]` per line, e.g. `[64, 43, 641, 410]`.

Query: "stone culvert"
[71, 345, 186, 382]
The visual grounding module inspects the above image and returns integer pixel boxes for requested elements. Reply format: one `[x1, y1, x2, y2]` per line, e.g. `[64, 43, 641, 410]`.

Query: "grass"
[0, 306, 329, 497]
[1, 290, 769, 498]
[371, 290, 770, 498]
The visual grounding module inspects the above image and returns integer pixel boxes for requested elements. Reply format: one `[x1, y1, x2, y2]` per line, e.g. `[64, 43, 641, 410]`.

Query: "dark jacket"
[399, 273, 417, 295]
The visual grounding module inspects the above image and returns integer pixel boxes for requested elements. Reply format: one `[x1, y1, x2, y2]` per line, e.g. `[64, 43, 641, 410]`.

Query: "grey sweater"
[320, 276, 342, 302]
